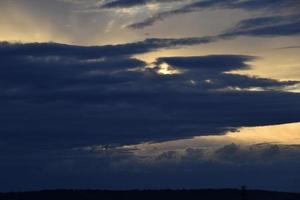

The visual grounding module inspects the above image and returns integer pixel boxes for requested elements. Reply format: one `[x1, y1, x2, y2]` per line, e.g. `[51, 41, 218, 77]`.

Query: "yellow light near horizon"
[225, 123, 300, 145]
[196, 122, 300, 147]
[122, 122, 300, 156]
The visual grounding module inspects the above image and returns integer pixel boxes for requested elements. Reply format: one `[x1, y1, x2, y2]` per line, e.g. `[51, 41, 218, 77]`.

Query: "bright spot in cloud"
[157, 63, 182, 75]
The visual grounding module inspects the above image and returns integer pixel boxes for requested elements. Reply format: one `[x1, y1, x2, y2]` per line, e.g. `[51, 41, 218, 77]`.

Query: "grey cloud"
[127, 0, 299, 29]
[221, 14, 300, 38]
[0, 36, 215, 59]
[152, 143, 300, 165]
[101, 0, 181, 8]
[155, 151, 178, 161]
[127, 14, 300, 47]
[2, 136, 300, 192]
[213, 143, 281, 164]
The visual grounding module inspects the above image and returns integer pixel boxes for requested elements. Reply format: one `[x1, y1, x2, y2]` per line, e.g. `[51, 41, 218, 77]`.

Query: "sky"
[1, 0, 300, 192]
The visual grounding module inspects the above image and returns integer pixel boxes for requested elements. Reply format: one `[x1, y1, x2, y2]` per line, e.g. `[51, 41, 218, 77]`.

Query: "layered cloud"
[3, 136, 300, 191]
[126, 0, 300, 29]
[1, 41, 300, 156]
[101, 0, 182, 8]
[44, 123, 300, 191]
[128, 13, 300, 40]
[221, 14, 300, 38]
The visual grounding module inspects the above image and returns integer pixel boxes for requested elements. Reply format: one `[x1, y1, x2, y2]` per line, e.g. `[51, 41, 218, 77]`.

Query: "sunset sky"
[1, 0, 300, 192]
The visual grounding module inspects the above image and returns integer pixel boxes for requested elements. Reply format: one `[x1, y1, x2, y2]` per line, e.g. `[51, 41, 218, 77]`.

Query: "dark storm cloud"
[1, 41, 300, 155]
[0, 36, 215, 59]
[155, 55, 299, 89]
[155, 55, 253, 71]
[1, 41, 300, 192]
[127, 0, 299, 29]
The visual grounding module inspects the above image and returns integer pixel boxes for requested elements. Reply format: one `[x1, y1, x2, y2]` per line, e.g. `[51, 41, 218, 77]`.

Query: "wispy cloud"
[101, 0, 182, 8]
[127, 0, 299, 29]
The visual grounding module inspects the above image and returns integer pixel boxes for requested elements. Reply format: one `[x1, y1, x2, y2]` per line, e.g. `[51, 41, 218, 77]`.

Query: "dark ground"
[1, 189, 300, 200]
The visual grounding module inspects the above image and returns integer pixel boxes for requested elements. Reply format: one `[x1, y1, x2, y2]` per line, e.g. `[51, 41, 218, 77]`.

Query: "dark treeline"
[0, 189, 300, 200]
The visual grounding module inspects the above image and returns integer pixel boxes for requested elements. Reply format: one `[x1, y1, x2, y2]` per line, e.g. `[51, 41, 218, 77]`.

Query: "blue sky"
[0, 0, 300, 192]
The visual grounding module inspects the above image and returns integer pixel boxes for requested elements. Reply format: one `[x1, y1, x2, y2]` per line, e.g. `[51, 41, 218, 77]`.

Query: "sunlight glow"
[118, 122, 300, 156]
[157, 63, 182, 75]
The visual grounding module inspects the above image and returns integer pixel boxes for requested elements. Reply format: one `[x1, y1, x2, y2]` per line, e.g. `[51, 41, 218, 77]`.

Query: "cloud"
[76, 141, 300, 171]
[154, 55, 299, 89]
[1, 42, 300, 154]
[101, 0, 181, 8]
[0, 37, 215, 59]
[126, 14, 300, 47]
[278, 45, 300, 50]
[127, 0, 299, 29]
[3, 143, 298, 192]
[221, 14, 300, 38]
[151, 143, 300, 165]
[2, 13, 299, 64]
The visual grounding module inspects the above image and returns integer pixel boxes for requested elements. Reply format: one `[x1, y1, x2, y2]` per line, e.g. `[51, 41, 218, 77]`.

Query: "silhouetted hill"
[1, 189, 300, 200]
